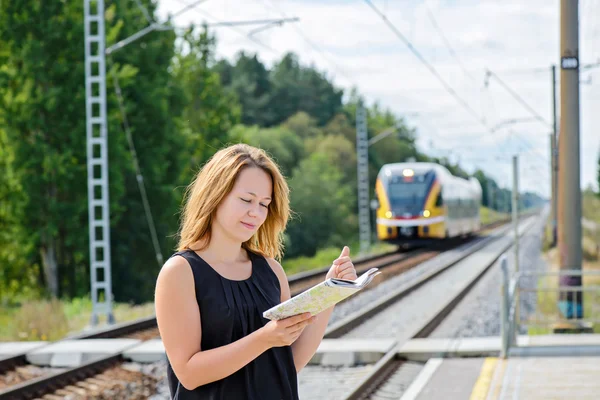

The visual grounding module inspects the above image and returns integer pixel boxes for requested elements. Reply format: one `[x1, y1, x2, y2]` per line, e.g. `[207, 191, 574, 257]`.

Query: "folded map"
[262, 268, 382, 321]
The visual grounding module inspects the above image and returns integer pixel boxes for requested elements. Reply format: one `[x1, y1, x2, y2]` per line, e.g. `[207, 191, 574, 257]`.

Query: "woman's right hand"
[259, 313, 316, 348]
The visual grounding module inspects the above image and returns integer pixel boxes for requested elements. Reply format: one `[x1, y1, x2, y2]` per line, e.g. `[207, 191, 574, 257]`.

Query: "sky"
[155, 0, 600, 198]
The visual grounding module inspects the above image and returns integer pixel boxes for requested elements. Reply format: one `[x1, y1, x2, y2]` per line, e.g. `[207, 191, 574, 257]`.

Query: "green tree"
[0, 0, 109, 297]
[267, 53, 343, 126]
[472, 169, 504, 209]
[228, 124, 304, 177]
[0, 129, 39, 303]
[304, 133, 358, 232]
[282, 112, 322, 140]
[324, 113, 356, 144]
[0, 0, 189, 302]
[105, 1, 192, 302]
[215, 52, 271, 126]
[285, 153, 354, 258]
[304, 134, 357, 186]
[173, 25, 241, 168]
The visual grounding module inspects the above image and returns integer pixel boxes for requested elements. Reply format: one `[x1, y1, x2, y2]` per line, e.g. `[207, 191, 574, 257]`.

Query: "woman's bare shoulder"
[156, 254, 193, 289]
[264, 257, 286, 280]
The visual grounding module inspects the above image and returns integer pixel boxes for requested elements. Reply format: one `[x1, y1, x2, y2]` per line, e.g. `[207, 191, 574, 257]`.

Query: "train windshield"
[387, 174, 430, 206]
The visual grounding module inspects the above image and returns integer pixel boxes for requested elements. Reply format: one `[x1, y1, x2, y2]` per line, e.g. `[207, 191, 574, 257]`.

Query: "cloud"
[156, 0, 600, 196]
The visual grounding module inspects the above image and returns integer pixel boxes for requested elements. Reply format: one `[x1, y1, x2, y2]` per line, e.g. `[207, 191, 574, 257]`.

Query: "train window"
[435, 192, 444, 206]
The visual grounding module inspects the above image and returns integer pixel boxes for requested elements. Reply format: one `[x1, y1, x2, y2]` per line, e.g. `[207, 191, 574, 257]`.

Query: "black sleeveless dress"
[165, 249, 299, 400]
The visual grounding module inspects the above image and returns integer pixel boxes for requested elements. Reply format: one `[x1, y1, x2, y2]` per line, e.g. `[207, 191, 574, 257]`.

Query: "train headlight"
[423, 210, 431, 217]
[385, 211, 393, 218]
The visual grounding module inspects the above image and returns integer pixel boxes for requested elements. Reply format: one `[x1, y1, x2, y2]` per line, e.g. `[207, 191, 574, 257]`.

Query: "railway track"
[0, 316, 162, 399]
[0, 216, 530, 399]
[339, 216, 538, 400]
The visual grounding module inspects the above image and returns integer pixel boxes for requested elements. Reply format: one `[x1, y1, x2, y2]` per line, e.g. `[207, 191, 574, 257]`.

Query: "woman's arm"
[266, 259, 335, 372]
[155, 256, 313, 390]
[267, 247, 357, 372]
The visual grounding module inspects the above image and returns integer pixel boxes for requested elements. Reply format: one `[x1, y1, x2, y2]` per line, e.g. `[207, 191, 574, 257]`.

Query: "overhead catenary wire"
[262, 0, 556, 187]
[106, 0, 209, 54]
[174, 0, 280, 54]
[423, 1, 476, 83]
[484, 68, 553, 129]
[107, 58, 164, 268]
[363, 0, 486, 127]
[261, 0, 358, 87]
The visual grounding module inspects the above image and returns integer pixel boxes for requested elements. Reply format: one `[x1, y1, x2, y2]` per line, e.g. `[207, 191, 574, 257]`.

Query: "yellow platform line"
[469, 357, 498, 400]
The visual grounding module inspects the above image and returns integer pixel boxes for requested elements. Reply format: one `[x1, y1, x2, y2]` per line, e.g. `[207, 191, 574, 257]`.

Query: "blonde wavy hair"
[177, 143, 290, 260]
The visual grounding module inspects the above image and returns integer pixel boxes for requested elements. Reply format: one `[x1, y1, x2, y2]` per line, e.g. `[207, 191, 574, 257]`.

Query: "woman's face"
[213, 167, 273, 243]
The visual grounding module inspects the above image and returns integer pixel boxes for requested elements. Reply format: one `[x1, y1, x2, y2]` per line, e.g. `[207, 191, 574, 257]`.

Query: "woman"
[155, 143, 357, 399]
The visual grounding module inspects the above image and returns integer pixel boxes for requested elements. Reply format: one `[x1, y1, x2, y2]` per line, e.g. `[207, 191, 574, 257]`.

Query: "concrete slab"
[25, 339, 140, 367]
[510, 345, 600, 358]
[399, 337, 500, 361]
[119, 337, 398, 365]
[454, 336, 501, 356]
[123, 339, 165, 363]
[397, 338, 461, 361]
[522, 333, 600, 347]
[0, 341, 47, 358]
[316, 338, 397, 353]
[309, 338, 397, 366]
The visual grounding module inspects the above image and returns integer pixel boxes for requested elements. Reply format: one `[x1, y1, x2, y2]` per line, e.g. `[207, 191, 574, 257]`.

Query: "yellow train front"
[374, 162, 482, 246]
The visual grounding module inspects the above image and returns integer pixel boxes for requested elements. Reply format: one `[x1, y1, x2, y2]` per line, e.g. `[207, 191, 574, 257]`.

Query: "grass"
[527, 249, 600, 335]
[528, 190, 600, 335]
[480, 206, 509, 226]
[0, 298, 155, 342]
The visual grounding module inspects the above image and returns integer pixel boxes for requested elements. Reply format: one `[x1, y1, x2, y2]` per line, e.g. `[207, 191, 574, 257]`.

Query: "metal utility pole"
[558, 0, 583, 320]
[512, 155, 520, 327]
[84, 0, 114, 325]
[550, 132, 558, 247]
[512, 155, 519, 274]
[551, 65, 558, 247]
[356, 103, 371, 255]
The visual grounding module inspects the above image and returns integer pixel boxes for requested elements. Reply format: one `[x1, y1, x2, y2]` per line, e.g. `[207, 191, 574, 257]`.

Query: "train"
[373, 162, 483, 246]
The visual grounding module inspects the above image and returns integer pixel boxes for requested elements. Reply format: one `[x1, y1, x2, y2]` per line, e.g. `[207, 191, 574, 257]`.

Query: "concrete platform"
[401, 357, 485, 400]
[26, 339, 140, 367]
[402, 356, 600, 400]
[488, 357, 600, 399]
[0, 341, 47, 359]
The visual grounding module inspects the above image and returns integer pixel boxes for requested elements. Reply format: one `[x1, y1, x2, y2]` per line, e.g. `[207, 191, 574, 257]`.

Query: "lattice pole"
[84, 0, 114, 326]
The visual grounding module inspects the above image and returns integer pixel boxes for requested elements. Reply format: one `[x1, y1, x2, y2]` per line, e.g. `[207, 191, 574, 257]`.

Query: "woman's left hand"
[326, 246, 357, 281]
